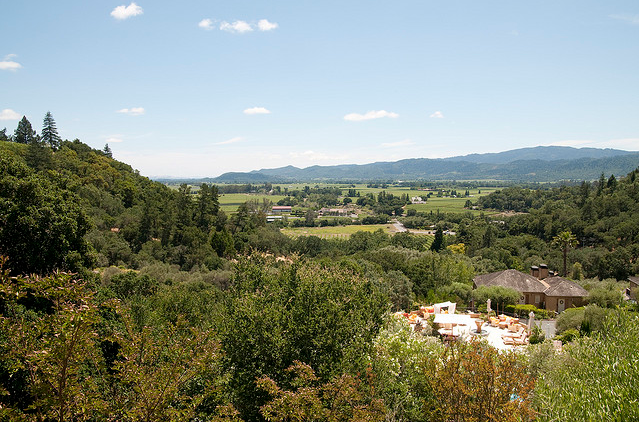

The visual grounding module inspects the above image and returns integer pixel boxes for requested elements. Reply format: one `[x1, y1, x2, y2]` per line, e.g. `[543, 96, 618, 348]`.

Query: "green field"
[281, 224, 395, 239]
[208, 183, 503, 214]
[281, 224, 435, 242]
[218, 193, 287, 213]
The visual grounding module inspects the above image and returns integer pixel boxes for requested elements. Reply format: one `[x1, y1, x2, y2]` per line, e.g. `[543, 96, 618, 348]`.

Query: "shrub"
[505, 304, 553, 320]
[533, 310, 639, 420]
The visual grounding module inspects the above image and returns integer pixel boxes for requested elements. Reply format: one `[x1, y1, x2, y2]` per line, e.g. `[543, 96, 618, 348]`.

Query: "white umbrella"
[487, 299, 491, 313]
[527, 311, 535, 333]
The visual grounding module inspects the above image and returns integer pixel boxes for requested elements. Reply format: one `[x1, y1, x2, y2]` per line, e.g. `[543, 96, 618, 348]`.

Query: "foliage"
[505, 304, 553, 320]
[257, 361, 386, 422]
[109, 312, 222, 422]
[0, 155, 94, 274]
[528, 325, 545, 344]
[425, 338, 536, 422]
[0, 268, 105, 421]
[367, 316, 442, 421]
[472, 285, 520, 314]
[220, 258, 388, 420]
[41, 111, 61, 151]
[534, 310, 639, 421]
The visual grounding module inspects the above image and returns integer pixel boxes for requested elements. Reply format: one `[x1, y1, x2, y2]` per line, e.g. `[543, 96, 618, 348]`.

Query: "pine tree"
[103, 143, 112, 158]
[0, 128, 10, 142]
[41, 111, 61, 150]
[14, 116, 36, 144]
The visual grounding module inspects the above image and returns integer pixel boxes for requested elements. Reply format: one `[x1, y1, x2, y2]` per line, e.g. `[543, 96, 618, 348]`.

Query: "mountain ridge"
[206, 146, 639, 183]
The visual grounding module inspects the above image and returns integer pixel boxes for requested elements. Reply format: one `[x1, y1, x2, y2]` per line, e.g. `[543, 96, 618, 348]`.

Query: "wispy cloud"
[430, 111, 444, 118]
[609, 14, 639, 25]
[198, 18, 214, 30]
[220, 20, 253, 33]
[111, 2, 143, 20]
[106, 137, 124, 143]
[381, 139, 415, 148]
[215, 136, 244, 145]
[0, 54, 22, 71]
[289, 150, 349, 161]
[0, 109, 21, 121]
[117, 107, 145, 116]
[244, 107, 271, 115]
[344, 110, 399, 121]
[258, 19, 278, 31]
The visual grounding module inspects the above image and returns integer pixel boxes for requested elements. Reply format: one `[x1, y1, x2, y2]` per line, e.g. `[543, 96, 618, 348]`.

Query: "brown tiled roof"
[473, 269, 549, 293]
[629, 276, 639, 286]
[543, 276, 589, 297]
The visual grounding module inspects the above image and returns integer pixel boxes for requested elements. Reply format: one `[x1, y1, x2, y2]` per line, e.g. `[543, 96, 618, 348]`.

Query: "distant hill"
[207, 146, 639, 183]
[443, 146, 634, 164]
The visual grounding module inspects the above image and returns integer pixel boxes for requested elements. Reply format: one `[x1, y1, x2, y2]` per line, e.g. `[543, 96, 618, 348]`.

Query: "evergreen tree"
[13, 116, 36, 144]
[41, 111, 61, 150]
[0, 128, 10, 142]
[103, 143, 112, 158]
[431, 227, 444, 252]
[26, 134, 51, 171]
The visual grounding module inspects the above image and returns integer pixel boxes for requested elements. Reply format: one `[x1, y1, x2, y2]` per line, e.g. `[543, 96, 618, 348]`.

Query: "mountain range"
[186, 146, 639, 183]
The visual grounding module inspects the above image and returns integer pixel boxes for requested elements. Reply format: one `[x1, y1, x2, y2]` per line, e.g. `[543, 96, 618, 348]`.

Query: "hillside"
[209, 146, 639, 183]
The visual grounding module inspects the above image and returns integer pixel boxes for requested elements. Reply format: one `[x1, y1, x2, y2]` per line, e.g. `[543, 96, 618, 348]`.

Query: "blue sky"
[2, 1, 638, 177]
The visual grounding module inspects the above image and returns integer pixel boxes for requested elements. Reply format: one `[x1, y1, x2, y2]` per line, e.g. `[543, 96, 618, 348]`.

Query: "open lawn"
[281, 224, 395, 239]
[218, 193, 287, 213]
[281, 224, 435, 241]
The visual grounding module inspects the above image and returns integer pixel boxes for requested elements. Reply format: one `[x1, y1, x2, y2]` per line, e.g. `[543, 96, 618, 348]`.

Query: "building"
[271, 206, 292, 213]
[628, 276, 639, 300]
[473, 265, 588, 313]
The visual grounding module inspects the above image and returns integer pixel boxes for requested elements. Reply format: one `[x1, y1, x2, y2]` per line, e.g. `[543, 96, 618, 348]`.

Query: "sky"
[2, 1, 639, 178]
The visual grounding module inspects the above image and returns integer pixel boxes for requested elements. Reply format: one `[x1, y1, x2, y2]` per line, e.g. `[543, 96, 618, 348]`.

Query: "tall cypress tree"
[13, 116, 36, 144]
[41, 111, 61, 150]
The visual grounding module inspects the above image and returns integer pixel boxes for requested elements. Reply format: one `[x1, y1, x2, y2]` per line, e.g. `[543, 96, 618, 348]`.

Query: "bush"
[533, 310, 639, 420]
[555, 328, 580, 344]
[505, 304, 553, 320]
[529, 325, 546, 344]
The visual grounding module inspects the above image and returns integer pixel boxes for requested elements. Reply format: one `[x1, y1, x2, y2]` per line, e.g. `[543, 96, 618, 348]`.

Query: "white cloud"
[106, 137, 124, 143]
[610, 14, 639, 25]
[215, 136, 244, 145]
[198, 18, 214, 30]
[0, 55, 22, 71]
[0, 109, 21, 121]
[243, 107, 271, 115]
[111, 3, 143, 20]
[220, 20, 253, 33]
[381, 139, 415, 148]
[430, 111, 444, 118]
[258, 19, 278, 31]
[117, 107, 145, 116]
[343, 110, 399, 121]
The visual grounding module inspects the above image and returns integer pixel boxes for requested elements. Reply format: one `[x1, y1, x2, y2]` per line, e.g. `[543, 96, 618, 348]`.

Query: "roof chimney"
[531, 266, 540, 278]
[539, 264, 549, 279]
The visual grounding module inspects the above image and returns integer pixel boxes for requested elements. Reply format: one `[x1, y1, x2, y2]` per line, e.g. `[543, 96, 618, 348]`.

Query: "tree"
[103, 143, 112, 158]
[258, 361, 385, 422]
[553, 230, 578, 277]
[13, 116, 36, 144]
[0, 127, 10, 142]
[426, 338, 535, 422]
[0, 269, 105, 421]
[0, 156, 93, 274]
[41, 111, 61, 150]
[431, 227, 444, 252]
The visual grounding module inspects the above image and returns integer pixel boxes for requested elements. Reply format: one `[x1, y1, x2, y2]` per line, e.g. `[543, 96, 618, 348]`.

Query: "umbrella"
[487, 299, 491, 313]
[527, 311, 535, 333]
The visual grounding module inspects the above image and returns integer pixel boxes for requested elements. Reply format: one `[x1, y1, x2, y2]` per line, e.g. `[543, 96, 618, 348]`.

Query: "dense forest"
[1, 117, 639, 420]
